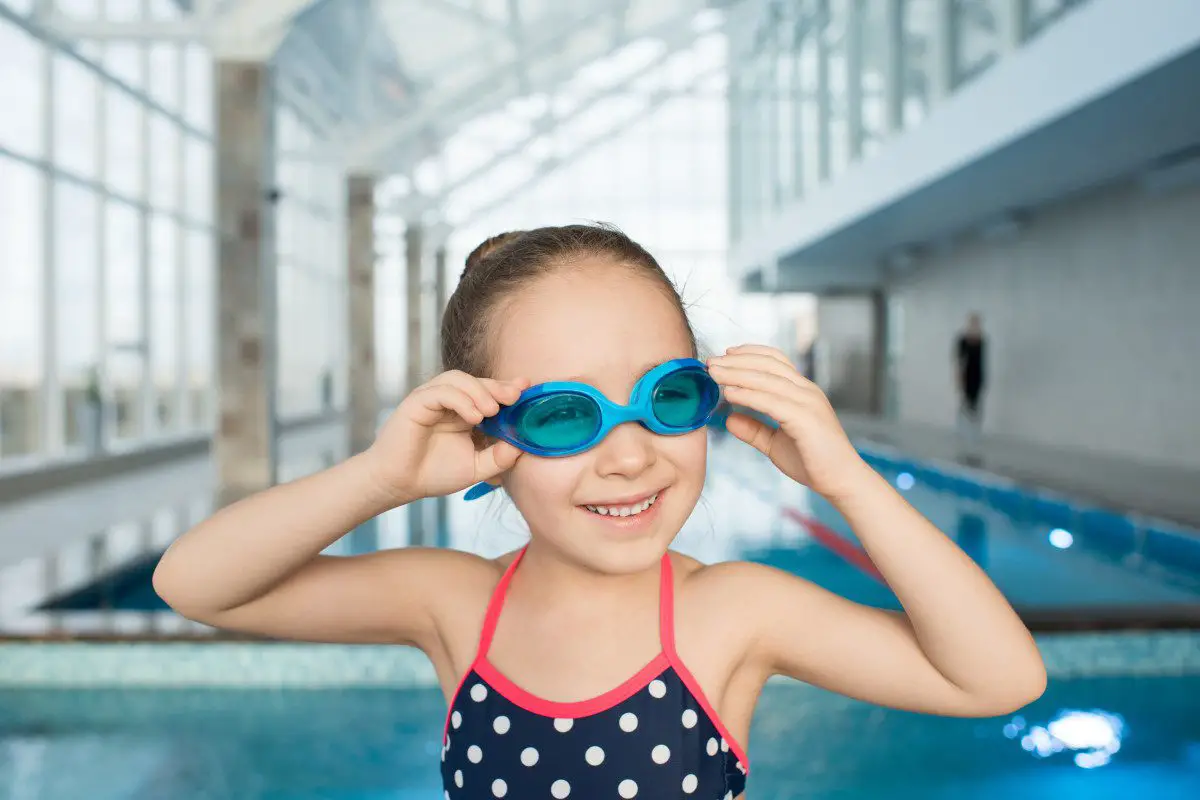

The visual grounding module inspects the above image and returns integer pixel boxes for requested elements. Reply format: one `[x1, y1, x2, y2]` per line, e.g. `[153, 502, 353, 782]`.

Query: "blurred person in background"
[955, 312, 986, 452]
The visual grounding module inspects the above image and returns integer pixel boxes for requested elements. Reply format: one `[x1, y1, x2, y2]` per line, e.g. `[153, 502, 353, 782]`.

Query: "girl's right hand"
[364, 370, 530, 505]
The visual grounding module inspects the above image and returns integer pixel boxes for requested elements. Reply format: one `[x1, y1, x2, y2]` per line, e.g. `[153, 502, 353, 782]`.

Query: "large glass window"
[184, 227, 213, 429]
[106, 84, 144, 200]
[54, 182, 101, 451]
[52, 54, 99, 181]
[104, 200, 145, 441]
[0, 17, 45, 160]
[150, 214, 179, 433]
[0, 158, 45, 458]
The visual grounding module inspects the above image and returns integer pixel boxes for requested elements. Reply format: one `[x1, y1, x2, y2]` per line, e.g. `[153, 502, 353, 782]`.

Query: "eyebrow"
[563, 359, 672, 385]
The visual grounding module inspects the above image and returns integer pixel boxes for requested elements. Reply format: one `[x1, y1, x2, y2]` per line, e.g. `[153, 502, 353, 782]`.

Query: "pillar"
[346, 174, 378, 456]
[881, 0, 905, 135]
[996, 0, 1028, 53]
[433, 241, 449, 548]
[344, 174, 380, 554]
[928, 0, 956, 102]
[404, 220, 428, 546]
[214, 60, 278, 507]
[844, 0, 864, 162]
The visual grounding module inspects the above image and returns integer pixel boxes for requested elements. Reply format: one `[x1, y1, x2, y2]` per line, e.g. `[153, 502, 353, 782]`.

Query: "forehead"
[489, 261, 693, 390]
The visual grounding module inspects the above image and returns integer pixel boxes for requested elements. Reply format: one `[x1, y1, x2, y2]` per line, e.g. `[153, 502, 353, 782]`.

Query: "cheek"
[507, 454, 588, 510]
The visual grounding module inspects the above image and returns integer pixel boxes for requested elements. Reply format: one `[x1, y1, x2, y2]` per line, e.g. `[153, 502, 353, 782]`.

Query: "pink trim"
[660, 553, 752, 774]
[783, 507, 884, 584]
[476, 546, 528, 657]
[475, 652, 672, 718]
[440, 547, 528, 742]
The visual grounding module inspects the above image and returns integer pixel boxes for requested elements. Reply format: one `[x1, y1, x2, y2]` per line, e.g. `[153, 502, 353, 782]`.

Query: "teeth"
[585, 493, 659, 518]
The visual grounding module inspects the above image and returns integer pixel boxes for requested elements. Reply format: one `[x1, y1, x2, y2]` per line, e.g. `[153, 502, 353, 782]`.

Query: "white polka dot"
[651, 744, 670, 764]
[585, 745, 605, 766]
[451, 710, 462, 728]
[554, 718, 574, 732]
[551, 779, 571, 798]
[681, 709, 697, 728]
[706, 737, 718, 756]
[618, 778, 638, 798]
[619, 712, 638, 732]
[721, 738, 729, 753]
[467, 744, 483, 763]
[454, 770, 463, 788]
[470, 683, 488, 702]
[444, 792, 450, 800]
[491, 777, 507, 797]
[681, 774, 698, 793]
[724, 792, 733, 800]
[492, 715, 510, 734]
[648, 679, 666, 698]
[520, 747, 539, 767]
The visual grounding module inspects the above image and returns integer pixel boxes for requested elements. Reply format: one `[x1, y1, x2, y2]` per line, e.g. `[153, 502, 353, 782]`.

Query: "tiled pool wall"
[853, 440, 1200, 574]
[1, 631, 1199, 688]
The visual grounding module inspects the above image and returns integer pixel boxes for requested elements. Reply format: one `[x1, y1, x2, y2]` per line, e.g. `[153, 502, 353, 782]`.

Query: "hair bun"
[463, 231, 525, 277]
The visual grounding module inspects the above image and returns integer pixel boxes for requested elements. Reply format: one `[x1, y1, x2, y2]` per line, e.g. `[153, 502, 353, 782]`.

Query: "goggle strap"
[464, 481, 499, 501]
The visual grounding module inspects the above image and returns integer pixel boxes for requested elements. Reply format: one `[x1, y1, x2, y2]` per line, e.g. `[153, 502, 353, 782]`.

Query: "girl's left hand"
[707, 344, 868, 500]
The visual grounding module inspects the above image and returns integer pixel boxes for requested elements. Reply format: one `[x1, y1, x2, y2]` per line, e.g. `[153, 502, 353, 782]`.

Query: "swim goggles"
[464, 357, 720, 500]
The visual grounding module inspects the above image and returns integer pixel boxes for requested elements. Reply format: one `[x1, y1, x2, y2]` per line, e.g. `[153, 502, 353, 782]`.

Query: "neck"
[513, 539, 662, 610]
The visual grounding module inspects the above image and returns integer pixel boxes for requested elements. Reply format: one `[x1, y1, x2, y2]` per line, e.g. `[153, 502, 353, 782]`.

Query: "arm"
[153, 371, 527, 648]
[153, 453, 452, 648]
[744, 464, 1045, 717]
[708, 344, 1045, 717]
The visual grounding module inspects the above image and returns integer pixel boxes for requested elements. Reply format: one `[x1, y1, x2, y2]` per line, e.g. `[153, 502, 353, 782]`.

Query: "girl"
[153, 225, 1046, 799]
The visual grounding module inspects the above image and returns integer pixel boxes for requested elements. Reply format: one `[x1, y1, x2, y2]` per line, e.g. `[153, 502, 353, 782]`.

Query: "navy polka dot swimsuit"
[441, 548, 749, 799]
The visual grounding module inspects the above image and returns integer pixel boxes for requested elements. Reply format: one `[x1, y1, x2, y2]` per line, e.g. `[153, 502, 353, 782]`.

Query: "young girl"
[153, 225, 1046, 799]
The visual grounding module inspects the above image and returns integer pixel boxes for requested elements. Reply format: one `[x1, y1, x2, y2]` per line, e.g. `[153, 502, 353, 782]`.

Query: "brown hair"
[441, 223, 698, 378]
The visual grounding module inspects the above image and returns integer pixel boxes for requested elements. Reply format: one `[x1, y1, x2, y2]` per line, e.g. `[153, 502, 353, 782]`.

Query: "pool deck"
[841, 414, 1200, 532]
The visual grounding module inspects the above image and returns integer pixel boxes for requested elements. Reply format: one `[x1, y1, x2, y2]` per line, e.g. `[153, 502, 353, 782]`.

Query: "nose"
[592, 422, 658, 479]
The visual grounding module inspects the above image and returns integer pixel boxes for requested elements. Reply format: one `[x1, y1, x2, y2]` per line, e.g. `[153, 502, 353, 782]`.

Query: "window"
[0, 17, 45, 159]
[0, 158, 45, 458]
[52, 55, 99, 180]
[53, 181, 101, 449]
[150, 214, 179, 432]
[104, 200, 145, 440]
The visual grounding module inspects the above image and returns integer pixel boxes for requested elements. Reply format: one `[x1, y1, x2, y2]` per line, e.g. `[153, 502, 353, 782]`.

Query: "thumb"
[725, 412, 775, 456]
[473, 440, 523, 483]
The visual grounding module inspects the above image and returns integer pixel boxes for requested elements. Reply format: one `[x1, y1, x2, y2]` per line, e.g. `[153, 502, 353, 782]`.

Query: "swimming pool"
[1, 672, 1197, 799]
[36, 439, 1200, 630]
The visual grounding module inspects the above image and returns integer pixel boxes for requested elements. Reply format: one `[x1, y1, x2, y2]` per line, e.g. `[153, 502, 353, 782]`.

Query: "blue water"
[1, 675, 1198, 798]
[40, 444, 1200, 618]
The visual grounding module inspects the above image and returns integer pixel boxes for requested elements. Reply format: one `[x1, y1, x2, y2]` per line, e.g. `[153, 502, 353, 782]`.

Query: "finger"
[709, 354, 807, 389]
[413, 385, 485, 427]
[478, 376, 530, 408]
[721, 385, 805, 431]
[432, 371, 506, 416]
[725, 344, 793, 367]
[474, 439, 523, 483]
[724, 412, 777, 455]
[709, 363, 806, 398]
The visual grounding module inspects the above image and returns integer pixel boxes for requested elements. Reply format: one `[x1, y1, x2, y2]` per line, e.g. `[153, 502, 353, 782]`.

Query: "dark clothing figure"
[956, 335, 985, 413]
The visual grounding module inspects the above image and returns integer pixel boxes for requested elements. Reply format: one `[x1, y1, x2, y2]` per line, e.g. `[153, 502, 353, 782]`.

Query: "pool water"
[1, 674, 1198, 799]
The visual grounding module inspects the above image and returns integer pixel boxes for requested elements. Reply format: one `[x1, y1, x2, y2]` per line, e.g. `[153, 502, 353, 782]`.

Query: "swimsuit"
[440, 548, 750, 798]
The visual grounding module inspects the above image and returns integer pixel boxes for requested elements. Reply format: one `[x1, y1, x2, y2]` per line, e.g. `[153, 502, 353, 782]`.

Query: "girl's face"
[489, 262, 708, 575]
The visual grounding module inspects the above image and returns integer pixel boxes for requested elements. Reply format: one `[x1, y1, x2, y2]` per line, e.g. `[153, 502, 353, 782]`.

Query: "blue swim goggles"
[464, 358, 720, 500]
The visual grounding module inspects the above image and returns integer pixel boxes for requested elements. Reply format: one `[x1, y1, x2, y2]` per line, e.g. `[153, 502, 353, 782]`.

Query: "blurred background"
[1, 0, 1199, 798]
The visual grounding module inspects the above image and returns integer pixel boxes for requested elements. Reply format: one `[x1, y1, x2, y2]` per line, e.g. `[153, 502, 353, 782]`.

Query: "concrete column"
[996, 0, 1028, 52]
[214, 61, 278, 507]
[815, 0, 831, 183]
[433, 241, 449, 548]
[404, 220, 428, 546]
[928, 0, 957, 102]
[844, 0, 865, 161]
[881, 0, 905, 135]
[346, 174, 378, 456]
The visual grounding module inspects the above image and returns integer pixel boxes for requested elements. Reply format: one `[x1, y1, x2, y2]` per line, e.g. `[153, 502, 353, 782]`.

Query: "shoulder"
[368, 545, 516, 615]
[668, 553, 819, 638]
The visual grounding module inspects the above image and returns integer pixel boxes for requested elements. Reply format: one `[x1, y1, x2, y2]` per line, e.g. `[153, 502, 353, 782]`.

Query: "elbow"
[974, 663, 1049, 718]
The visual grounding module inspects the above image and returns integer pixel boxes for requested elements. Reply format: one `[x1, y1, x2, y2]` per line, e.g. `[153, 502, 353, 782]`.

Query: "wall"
[889, 177, 1200, 468]
[816, 294, 881, 414]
